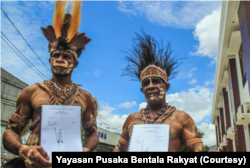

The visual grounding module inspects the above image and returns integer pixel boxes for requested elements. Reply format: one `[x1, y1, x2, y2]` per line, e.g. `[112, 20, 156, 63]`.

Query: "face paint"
[143, 77, 166, 101]
[186, 123, 196, 137]
[183, 117, 190, 125]
[159, 87, 165, 99]
[170, 112, 177, 120]
[52, 60, 69, 68]
[191, 123, 196, 136]
[170, 128, 177, 138]
[143, 77, 157, 100]
[178, 113, 185, 122]
[51, 59, 73, 76]
[20, 103, 23, 116]
[66, 64, 74, 74]
[148, 78, 158, 100]
[148, 77, 153, 88]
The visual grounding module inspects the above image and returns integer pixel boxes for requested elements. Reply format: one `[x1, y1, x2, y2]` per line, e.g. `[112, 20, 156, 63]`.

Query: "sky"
[0, 0, 222, 147]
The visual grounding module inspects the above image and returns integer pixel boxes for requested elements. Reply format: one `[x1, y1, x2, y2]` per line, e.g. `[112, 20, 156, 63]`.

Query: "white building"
[96, 118, 121, 151]
[211, 1, 250, 152]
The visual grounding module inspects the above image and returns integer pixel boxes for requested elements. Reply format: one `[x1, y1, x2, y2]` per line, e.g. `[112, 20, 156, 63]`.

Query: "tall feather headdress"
[41, 1, 91, 60]
[122, 31, 181, 84]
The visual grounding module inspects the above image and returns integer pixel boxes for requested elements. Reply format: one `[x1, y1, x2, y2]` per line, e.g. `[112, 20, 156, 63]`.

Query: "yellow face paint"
[52, 62, 68, 68]
[148, 77, 153, 88]
[159, 87, 165, 99]
[148, 78, 157, 100]
[66, 64, 74, 74]
[143, 77, 155, 100]
[143, 77, 166, 100]
[51, 59, 74, 75]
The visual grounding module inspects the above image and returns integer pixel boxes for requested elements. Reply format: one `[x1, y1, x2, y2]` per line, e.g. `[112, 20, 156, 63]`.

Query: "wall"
[1, 68, 28, 156]
[97, 127, 120, 146]
[235, 54, 250, 151]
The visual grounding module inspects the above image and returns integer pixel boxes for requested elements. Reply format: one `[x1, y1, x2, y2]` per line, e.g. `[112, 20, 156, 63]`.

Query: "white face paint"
[143, 77, 166, 101]
[159, 87, 165, 99]
[144, 77, 156, 101]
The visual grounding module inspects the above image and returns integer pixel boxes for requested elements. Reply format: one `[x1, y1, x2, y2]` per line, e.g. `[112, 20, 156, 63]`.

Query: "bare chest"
[30, 90, 87, 118]
[162, 118, 183, 139]
[31, 91, 50, 118]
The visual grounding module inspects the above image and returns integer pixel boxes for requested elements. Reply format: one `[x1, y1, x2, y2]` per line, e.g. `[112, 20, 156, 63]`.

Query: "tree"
[204, 145, 210, 152]
[81, 126, 85, 147]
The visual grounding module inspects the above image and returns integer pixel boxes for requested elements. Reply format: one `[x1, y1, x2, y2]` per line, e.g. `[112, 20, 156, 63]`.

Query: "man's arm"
[181, 113, 204, 152]
[113, 114, 131, 152]
[3, 85, 51, 167]
[3, 86, 32, 155]
[81, 92, 99, 152]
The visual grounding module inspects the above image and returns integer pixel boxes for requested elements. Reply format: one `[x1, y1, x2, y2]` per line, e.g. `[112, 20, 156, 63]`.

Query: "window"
[104, 133, 107, 140]
[239, 45, 247, 87]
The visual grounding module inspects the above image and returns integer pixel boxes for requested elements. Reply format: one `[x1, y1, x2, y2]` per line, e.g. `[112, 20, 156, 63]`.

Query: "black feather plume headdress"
[41, 1, 91, 60]
[122, 31, 180, 84]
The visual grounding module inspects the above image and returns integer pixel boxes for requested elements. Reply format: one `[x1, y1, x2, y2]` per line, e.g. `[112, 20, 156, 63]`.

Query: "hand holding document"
[40, 105, 82, 161]
[128, 124, 170, 152]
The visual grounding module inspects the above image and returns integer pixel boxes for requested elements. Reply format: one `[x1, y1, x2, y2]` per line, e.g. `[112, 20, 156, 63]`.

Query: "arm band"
[9, 112, 28, 127]
[185, 138, 202, 147]
[82, 118, 97, 129]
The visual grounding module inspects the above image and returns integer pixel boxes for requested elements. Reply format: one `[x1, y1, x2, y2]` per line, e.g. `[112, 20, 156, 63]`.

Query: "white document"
[40, 105, 82, 161]
[128, 124, 170, 152]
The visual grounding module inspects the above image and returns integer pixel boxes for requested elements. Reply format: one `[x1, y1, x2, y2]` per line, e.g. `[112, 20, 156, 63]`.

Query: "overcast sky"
[1, 1, 222, 147]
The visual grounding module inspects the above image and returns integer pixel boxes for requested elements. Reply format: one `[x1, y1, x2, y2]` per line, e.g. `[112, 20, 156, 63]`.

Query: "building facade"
[95, 126, 120, 152]
[95, 118, 121, 151]
[1, 68, 28, 159]
[211, 1, 250, 152]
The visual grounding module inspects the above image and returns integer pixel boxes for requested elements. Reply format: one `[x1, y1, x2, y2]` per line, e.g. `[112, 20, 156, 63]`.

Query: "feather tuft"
[122, 31, 181, 82]
[41, 25, 58, 48]
[53, 1, 68, 39]
[67, 1, 82, 42]
[68, 33, 91, 50]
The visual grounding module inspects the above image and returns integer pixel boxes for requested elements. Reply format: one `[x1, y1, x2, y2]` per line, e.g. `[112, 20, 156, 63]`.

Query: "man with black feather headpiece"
[113, 32, 204, 152]
[3, 1, 99, 168]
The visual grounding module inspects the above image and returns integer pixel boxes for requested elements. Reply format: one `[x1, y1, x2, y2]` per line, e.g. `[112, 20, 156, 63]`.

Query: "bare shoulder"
[124, 111, 140, 125]
[24, 84, 40, 93]
[172, 109, 194, 125]
[174, 109, 191, 118]
[127, 111, 140, 120]
[78, 88, 94, 100]
[78, 88, 97, 114]
[17, 84, 40, 100]
[122, 111, 140, 130]
[79, 88, 90, 95]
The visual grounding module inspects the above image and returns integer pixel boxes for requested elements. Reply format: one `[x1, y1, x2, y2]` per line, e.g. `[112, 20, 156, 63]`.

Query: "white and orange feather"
[53, 1, 68, 39]
[67, 1, 82, 42]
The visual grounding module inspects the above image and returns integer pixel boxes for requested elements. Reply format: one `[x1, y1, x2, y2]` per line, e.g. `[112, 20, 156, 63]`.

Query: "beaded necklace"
[44, 79, 77, 105]
[139, 103, 176, 124]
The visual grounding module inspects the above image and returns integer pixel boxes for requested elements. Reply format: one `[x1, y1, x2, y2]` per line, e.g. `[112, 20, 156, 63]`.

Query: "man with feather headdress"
[2, 1, 99, 167]
[113, 32, 204, 152]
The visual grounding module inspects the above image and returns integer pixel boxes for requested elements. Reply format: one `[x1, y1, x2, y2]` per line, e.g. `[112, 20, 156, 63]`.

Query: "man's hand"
[82, 147, 90, 152]
[21, 145, 52, 167]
